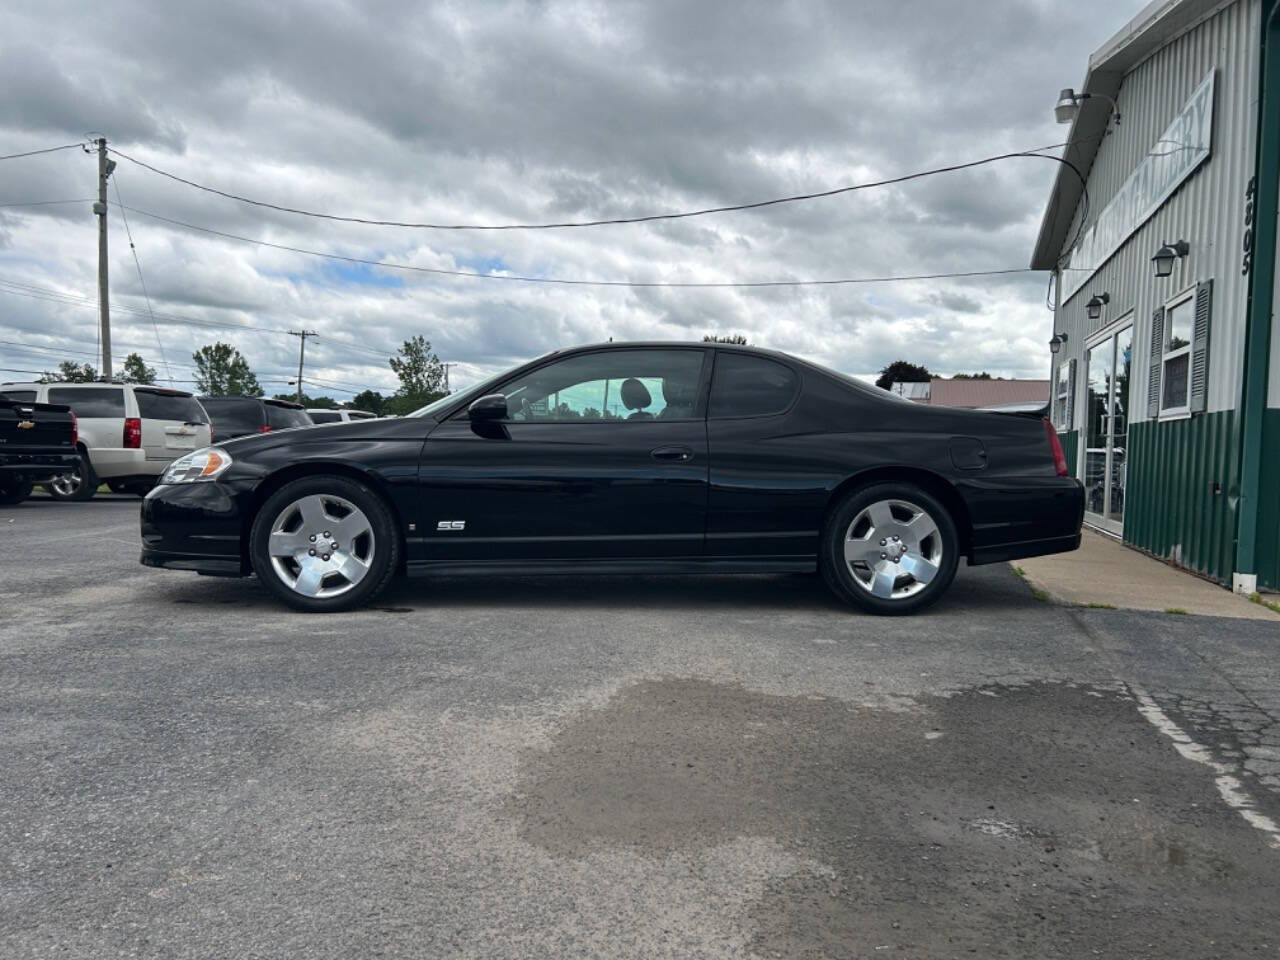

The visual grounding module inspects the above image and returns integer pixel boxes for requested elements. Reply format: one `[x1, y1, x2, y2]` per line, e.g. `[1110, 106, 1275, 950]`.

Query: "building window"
[1054, 358, 1075, 429]
[1159, 288, 1195, 417]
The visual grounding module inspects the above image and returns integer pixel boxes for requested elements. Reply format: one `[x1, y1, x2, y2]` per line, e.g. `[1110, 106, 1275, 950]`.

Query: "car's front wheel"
[820, 482, 959, 615]
[249, 475, 400, 612]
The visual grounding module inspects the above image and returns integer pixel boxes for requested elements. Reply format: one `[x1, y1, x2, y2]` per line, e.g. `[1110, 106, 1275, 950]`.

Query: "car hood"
[215, 416, 429, 457]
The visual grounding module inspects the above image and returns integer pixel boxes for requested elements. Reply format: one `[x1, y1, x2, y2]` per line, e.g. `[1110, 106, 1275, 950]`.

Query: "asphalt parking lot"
[3, 496, 1279, 959]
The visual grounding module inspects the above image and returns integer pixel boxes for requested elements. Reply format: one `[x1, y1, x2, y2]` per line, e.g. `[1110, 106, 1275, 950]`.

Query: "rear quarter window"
[708, 354, 799, 419]
[135, 391, 208, 423]
[200, 398, 263, 436]
[47, 387, 125, 418]
[308, 411, 341, 424]
[0, 390, 38, 402]
[348, 411, 376, 420]
[266, 405, 313, 429]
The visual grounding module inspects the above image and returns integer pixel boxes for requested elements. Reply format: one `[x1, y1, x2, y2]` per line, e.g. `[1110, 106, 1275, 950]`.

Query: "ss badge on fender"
[436, 520, 466, 532]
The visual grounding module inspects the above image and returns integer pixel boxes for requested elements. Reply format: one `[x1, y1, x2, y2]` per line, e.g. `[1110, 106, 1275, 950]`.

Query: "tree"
[874, 360, 932, 391]
[703, 334, 749, 345]
[386, 335, 447, 415]
[273, 391, 338, 408]
[40, 361, 98, 383]
[118, 353, 157, 385]
[950, 372, 997, 380]
[348, 390, 386, 416]
[192, 342, 263, 396]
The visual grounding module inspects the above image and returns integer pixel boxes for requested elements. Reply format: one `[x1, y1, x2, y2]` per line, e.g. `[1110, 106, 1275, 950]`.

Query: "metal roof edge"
[1030, 0, 1233, 270]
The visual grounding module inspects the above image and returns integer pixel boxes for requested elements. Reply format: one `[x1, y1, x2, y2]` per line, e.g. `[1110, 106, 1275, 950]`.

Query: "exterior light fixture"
[1049, 333, 1069, 355]
[1086, 293, 1110, 321]
[1054, 88, 1121, 126]
[1152, 239, 1190, 278]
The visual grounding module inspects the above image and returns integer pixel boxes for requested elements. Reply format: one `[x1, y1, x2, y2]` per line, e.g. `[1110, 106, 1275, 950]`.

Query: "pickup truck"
[0, 397, 81, 505]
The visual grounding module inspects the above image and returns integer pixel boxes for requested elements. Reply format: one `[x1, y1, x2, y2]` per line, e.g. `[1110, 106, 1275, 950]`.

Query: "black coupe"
[141, 342, 1083, 614]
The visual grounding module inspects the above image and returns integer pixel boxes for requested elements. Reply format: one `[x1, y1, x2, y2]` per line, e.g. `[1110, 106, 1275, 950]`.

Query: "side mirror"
[468, 394, 508, 422]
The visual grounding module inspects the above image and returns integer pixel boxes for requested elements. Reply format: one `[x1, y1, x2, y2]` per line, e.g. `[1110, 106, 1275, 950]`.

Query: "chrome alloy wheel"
[49, 468, 83, 498]
[267, 493, 376, 599]
[843, 498, 944, 601]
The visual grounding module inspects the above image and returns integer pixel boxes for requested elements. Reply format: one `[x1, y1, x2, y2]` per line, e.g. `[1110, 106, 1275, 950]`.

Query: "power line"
[0, 143, 85, 162]
[111, 173, 173, 384]
[109, 142, 1086, 231]
[117, 204, 1036, 289]
[0, 198, 95, 208]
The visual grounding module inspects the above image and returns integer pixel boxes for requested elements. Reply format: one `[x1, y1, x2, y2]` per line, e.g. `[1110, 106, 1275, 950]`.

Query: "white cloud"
[0, 0, 1137, 396]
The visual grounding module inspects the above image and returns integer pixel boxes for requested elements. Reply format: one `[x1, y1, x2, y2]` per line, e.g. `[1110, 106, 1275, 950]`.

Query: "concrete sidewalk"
[1013, 530, 1280, 621]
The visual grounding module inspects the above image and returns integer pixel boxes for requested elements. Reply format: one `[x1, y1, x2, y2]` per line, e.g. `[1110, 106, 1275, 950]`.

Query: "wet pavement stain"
[508, 679, 1280, 959]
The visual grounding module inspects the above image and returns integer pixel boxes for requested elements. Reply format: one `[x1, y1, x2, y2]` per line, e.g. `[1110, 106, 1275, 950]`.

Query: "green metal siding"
[1258, 409, 1280, 590]
[1124, 411, 1239, 584]
[1060, 429, 1079, 477]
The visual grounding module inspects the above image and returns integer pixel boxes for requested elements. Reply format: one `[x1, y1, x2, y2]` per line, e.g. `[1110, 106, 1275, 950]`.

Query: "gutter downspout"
[1236, 0, 1280, 593]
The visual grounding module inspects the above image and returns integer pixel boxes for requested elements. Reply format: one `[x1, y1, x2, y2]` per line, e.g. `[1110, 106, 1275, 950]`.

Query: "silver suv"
[0, 382, 213, 500]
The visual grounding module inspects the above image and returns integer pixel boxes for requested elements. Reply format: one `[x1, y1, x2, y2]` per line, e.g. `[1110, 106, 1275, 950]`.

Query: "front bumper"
[140, 480, 249, 576]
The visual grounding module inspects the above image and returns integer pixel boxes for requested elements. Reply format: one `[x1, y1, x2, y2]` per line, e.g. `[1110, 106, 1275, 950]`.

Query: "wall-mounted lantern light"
[1054, 88, 1121, 126]
[1049, 333, 1069, 355]
[1152, 239, 1190, 278]
[1086, 293, 1110, 320]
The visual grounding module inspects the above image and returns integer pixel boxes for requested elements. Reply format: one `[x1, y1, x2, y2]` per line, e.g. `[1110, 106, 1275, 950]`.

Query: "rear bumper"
[961, 476, 1084, 566]
[140, 480, 248, 576]
[89, 447, 155, 480]
[0, 451, 81, 484]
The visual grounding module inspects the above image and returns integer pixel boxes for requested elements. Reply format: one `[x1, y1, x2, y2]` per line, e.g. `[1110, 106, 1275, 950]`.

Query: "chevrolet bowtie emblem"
[16, 420, 35, 429]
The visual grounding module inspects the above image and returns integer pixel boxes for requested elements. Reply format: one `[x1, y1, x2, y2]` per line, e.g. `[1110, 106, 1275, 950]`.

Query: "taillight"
[124, 417, 142, 449]
[1043, 417, 1068, 477]
[259, 424, 272, 433]
[70, 412, 78, 447]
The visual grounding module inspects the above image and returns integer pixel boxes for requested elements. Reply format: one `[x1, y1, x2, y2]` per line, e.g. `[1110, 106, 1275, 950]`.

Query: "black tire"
[45, 452, 97, 502]
[249, 474, 400, 613]
[820, 482, 959, 615]
[0, 481, 33, 505]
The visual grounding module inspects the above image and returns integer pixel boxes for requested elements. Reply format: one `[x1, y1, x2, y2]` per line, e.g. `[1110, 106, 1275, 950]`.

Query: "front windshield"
[405, 351, 557, 418]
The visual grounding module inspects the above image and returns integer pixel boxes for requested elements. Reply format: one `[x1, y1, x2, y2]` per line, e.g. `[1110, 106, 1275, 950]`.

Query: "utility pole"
[93, 137, 116, 379]
[289, 330, 319, 403]
[442, 362, 455, 393]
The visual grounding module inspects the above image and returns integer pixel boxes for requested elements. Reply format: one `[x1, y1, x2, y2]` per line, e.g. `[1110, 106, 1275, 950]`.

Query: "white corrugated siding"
[1054, 0, 1259, 421]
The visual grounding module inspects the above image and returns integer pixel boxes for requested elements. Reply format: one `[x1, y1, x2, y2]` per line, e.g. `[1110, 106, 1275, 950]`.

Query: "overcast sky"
[0, 0, 1138, 399]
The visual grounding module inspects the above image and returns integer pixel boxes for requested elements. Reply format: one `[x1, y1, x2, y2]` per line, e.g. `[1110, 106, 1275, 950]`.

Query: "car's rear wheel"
[820, 482, 959, 615]
[46, 453, 96, 502]
[0, 480, 33, 505]
[249, 475, 399, 612]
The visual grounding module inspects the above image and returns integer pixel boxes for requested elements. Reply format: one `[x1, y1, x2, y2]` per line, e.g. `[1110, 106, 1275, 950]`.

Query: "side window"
[1160, 290, 1195, 416]
[1, 390, 38, 402]
[499, 350, 706, 422]
[309, 411, 341, 424]
[349, 411, 376, 420]
[47, 387, 125, 418]
[708, 354, 799, 419]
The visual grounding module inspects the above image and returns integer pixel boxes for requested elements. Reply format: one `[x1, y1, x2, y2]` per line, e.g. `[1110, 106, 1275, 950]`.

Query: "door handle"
[651, 445, 694, 462]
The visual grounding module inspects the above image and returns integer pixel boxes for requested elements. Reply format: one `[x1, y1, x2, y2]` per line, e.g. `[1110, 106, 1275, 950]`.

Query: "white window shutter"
[1147, 306, 1165, 418]
[1189, 279, 1213, 414]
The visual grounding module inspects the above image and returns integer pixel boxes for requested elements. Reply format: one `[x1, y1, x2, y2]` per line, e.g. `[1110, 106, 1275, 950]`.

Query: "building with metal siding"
[1032, 0, 1280, 593]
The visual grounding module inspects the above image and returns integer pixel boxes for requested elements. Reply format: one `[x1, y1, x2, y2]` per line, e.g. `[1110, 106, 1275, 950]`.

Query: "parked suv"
[0, 382, 213, 500]
[199, 396, 314, 439]
[305, 408, 377, 424]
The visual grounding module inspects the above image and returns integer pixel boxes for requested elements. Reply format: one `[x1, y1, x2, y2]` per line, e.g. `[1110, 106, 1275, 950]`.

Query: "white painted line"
[1131, 686, 1280, 851]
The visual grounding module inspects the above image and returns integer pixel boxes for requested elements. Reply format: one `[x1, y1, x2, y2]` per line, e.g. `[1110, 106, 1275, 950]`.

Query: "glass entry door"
[1083, 323, 1132, 533]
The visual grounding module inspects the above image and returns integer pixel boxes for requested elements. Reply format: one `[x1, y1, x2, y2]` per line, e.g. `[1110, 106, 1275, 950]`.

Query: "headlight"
[161, 447, 234, 484]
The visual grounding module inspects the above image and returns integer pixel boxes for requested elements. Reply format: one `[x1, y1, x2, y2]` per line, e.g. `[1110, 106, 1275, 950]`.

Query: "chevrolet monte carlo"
[141, 342, 1083, 614]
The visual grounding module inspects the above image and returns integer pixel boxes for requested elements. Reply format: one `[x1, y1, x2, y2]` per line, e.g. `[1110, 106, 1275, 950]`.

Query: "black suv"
[199, 397, 314, 440]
